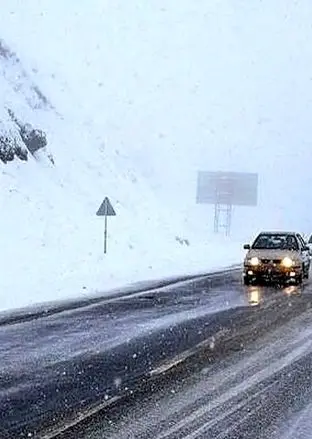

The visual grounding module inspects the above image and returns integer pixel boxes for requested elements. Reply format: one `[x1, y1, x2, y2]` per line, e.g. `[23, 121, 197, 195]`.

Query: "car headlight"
[249, 257, 260, 266]
[281, 257, 293, 268]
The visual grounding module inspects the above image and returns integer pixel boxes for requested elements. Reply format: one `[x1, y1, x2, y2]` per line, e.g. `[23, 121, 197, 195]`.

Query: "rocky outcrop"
[0, 37, 54, 165]
[0, 134, 28, 163]
[0, 109, 51, 164]
[19, 124, 47, 154]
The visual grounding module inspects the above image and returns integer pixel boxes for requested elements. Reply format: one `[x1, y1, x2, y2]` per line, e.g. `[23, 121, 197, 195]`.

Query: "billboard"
[196, 171, 258, 206]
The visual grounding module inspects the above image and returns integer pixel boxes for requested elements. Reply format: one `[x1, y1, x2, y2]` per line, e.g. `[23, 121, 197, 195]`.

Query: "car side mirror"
[243, 244, 251, 250]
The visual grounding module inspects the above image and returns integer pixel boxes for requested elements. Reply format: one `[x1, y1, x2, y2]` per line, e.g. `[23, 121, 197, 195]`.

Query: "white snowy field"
[1, 1, 312, 311]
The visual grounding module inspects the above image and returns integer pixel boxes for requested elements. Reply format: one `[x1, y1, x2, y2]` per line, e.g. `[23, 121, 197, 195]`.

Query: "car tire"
[243, 276, 251, 286]
[296, 272, 303, 285]
[305, 264, 310, 279]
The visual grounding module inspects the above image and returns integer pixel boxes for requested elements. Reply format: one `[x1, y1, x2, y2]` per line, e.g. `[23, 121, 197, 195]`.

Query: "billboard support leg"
[214, 203, 220, 234]
[225, 204, 232, 236]
[213, 203, 232, 236]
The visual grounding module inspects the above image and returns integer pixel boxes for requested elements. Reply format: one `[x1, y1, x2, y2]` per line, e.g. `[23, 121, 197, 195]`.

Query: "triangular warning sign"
[96, 197, 116, 216]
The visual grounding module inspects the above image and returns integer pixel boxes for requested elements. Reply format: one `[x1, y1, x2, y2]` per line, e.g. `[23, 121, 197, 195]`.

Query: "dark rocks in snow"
[31, 85, 50, 109]
[0, 39, 55, 164]
[18, 122, 55, 164]
[46, 152, 55, 165]
[1, 109, 55, 165]
[0, 117, 51, 165]
[0, 135, 28, 163]
[0, 109, 55, 165]
[13, 143, 28, 161]
[0, 39, 18, 62]
[175, 236, 190, 246]
[9, 109, 47, 154]
[19, 123, 47, 154]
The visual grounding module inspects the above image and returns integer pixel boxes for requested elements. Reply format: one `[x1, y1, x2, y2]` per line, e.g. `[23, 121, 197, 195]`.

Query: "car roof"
[258, 231, 298, 236]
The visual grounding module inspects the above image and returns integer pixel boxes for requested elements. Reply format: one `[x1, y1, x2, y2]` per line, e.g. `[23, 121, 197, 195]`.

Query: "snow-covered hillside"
[1, 0, 312, 311]
[0, 35, 242, 311]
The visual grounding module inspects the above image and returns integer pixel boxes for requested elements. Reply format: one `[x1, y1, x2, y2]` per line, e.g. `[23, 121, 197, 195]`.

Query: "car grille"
[261, 259, 282, 264]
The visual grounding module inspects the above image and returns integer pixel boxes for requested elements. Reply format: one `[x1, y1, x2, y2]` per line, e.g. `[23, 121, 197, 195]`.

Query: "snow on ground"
[2, 1, 312, 311]
[1, 141, 243, 312]
[1, 142, 244, 311]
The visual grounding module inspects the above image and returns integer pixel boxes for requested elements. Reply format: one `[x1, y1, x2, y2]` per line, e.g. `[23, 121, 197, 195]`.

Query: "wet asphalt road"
[1, 269, 312, 438]
[58, 286, 312, 439]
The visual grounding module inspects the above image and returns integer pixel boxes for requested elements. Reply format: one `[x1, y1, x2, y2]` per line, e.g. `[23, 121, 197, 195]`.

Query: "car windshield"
[252, 234, 299, 250]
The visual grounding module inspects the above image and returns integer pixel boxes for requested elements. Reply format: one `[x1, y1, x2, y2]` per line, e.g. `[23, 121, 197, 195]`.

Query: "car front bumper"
[243, 264, 302, 282]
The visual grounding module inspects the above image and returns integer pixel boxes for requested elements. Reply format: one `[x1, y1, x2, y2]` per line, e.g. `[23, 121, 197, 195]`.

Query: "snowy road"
[68, 305, 312, 439]
[1, 270, 312, 438]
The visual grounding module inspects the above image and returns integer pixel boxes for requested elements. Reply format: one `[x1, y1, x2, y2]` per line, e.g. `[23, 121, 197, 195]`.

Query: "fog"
[2, 0, 312, 236]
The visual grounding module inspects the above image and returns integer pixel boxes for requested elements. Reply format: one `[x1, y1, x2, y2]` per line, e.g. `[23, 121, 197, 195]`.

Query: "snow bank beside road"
[0, 229, 243, 312]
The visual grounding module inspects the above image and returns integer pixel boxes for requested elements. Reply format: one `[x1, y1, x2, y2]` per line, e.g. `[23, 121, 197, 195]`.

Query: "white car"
[243, 231, 310, 285]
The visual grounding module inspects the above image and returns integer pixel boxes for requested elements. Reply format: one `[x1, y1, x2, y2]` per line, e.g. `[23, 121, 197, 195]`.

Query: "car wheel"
[305, 264, 310, 279]
[296, 272, 303, 285]
[243, 276, 251, 286]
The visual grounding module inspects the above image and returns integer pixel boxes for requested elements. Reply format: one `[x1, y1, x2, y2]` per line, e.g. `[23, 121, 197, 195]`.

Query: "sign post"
[96, 197, 116, 254]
